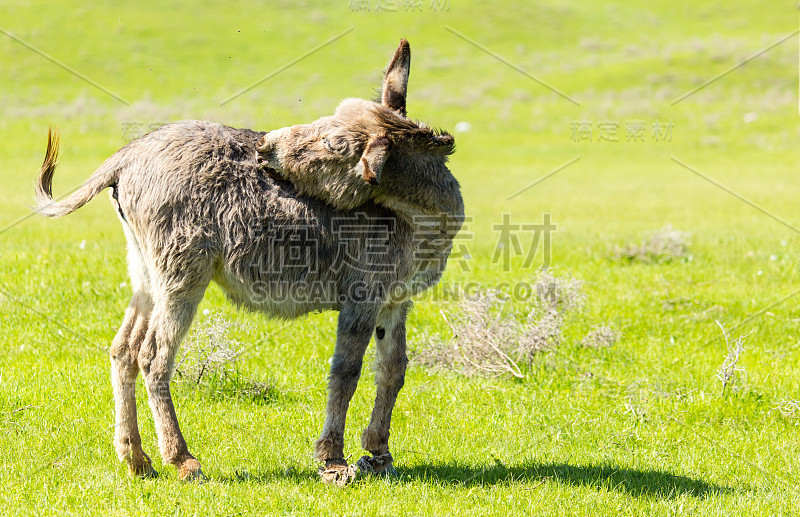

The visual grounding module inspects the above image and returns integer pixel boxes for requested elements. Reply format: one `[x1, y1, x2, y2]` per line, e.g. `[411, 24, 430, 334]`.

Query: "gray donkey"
[34, 39, 463, 485]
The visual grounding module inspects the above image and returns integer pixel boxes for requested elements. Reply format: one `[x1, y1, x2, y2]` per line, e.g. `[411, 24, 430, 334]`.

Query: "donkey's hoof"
[355, 453, 397, 478]
[134, 463, 159, 479]
[178, 458, 206, 482]
[180, 467, 206, 483]
[124, 451, 158, 479]
[319, 461, 358, 487]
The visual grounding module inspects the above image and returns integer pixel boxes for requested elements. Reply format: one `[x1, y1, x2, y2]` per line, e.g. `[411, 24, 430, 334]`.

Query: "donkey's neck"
[385, 181, 465, 276]
[378, 169, 463, 223]
[380, 185, 463, 230]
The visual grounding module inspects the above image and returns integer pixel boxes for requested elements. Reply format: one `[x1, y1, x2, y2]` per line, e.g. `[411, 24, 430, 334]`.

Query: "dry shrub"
[581, 324, 620, 348]
[534, 270, 585, 313]
[773, 400, 800, 419]
[175, 314, 273, 401]
[715, 321, 750, 397]
[176, 314, 244, 384]
[614, 226, 690, 264]
[414, 272, 584, 378]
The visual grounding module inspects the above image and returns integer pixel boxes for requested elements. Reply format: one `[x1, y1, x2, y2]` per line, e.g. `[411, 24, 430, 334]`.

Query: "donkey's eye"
[322, 137, 345, 154]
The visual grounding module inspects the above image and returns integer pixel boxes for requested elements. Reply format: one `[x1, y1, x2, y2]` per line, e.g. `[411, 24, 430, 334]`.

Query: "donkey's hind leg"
[138, 274, 209, 481]
[110, 290, 156, 477]
[112, 214, 157, 477]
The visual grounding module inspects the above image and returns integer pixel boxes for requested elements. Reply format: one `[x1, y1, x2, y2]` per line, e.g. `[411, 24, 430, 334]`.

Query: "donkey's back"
[111, 120, 413, 318]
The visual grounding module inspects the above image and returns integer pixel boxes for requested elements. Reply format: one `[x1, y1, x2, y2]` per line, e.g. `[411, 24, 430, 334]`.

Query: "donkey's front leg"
[315, 303, 379, 485]
[358, 301, 409, 476]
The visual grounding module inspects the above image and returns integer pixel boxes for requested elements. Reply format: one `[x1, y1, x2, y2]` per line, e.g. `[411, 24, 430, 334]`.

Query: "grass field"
[2, 0, 800, 515]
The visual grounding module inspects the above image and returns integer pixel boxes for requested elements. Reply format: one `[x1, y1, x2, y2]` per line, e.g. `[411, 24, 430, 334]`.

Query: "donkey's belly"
[212, 271, 342, 318]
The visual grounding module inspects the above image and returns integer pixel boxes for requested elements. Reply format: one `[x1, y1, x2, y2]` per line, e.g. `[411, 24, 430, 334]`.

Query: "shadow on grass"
[399, 460, 730, 499]
[218, 460, 730, 499]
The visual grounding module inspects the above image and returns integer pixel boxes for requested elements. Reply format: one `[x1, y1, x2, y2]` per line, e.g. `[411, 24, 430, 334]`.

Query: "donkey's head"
[257, 39, 461, 216]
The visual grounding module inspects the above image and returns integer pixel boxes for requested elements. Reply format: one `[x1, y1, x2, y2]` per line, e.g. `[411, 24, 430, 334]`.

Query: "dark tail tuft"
[34, 126, 118, 218]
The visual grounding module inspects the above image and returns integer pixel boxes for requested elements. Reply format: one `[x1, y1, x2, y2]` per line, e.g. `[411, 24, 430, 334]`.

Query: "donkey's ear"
[360, 136, 392, 185]
[381, 39, 411, 117]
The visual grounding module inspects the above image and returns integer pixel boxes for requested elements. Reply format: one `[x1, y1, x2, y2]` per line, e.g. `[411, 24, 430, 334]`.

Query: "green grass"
[2, 0, 800, 514]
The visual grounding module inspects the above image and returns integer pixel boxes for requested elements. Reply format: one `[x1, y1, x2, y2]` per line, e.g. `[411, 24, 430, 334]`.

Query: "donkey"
[34, 39, 463, 485]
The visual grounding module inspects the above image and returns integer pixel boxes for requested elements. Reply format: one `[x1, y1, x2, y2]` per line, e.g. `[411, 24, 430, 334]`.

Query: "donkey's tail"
[35, 126, 120, 218]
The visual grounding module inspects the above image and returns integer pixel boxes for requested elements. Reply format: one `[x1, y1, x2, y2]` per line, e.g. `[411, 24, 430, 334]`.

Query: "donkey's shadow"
[398, 461, 729, 499]
[221, 460, 730, 499]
